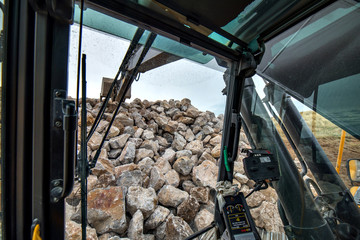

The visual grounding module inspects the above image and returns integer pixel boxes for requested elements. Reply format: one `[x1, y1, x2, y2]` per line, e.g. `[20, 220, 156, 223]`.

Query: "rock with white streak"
[149, 167, 165, 191]
[164, 169, 180, 188]
[118, 142, 136, 164]
[126, 186, 158, 218]
[172, 132, 186, 151]
[144, 206, 170, 230]
[173, 156, 194, 176]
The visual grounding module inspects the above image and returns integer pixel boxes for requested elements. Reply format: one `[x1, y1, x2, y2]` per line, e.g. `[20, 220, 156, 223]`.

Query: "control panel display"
[222, 193, 260, 240]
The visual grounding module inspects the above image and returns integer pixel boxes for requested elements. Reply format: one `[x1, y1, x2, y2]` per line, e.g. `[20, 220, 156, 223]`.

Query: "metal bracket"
[50, 89, 77, 203]
[238, 51, 257, 78]
[29, 0, 74, 24]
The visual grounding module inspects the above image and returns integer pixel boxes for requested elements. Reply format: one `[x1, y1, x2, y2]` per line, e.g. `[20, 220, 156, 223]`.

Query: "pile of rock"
[65, 98, 283, 240]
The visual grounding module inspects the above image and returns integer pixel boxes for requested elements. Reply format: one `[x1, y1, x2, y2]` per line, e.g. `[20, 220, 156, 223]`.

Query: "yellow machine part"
[32, 224, 42, 240]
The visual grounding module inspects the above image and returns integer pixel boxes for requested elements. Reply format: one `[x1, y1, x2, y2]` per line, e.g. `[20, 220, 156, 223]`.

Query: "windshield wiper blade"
[86, 28, 145, 142]
[89, 32, 157, 169]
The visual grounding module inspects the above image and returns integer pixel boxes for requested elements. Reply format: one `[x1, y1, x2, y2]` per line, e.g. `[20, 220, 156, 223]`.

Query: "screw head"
[55, 121, 62, 128]
[55, 91, 61, 97]
[53, 180, 60, 187]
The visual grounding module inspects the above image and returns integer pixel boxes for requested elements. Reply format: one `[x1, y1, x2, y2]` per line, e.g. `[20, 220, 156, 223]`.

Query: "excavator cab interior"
[2, 0, 360, 239]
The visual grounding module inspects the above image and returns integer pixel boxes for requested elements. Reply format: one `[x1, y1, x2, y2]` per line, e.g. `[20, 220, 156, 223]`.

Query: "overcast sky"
[68, 25, 228, 115]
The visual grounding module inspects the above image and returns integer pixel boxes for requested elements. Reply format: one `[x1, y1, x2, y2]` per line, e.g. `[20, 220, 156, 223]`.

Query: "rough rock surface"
[158, 185, 189, 207]
[65, 221, 98, 240]
[126, 186, 158, 218]
[165, 215, 194, 240]
[87, 186, 127, 234]
[67, 98, 285, 239]
[192, 160, 218, 189]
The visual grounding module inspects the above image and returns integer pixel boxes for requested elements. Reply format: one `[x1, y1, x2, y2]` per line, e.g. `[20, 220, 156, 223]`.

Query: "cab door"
[3, 0, 74, 239]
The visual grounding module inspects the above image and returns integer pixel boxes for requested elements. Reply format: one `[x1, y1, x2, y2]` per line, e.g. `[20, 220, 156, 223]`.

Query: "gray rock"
[138, 157, 155, 176]
[173, 156, 194, 176]
[96, 120, 110, 133]
[135, 148, 154, 163]
[202, 125, 214, 135]
[123, 126, 135, 136]
[192, 160, 218, 189]
[128, 138, 143, 148]
[158, 185, 189, 207]
[156, 136, 169, 147]
[142, 130, 155, 140]
[185, 106, 200, 118]
[115, 113, 134, 126]
[184, 129, 195, 142]
[149, 167, 165, 191]
[154, 221, 167, 240]
[109, 134, 131, 149]
[128, 210, 144, 240]
[108, 149, 122, 159]
[154, 115, 168, 128]
[172, 132, 186, 151]
[165, 215, 193, 240]
[194, 116, 207, 127]
[185, 140, 204, 156]
[118, 142, 136, 164]
[194, 209, 214, 231]
[134, 128, 144, 138]
[133, 112, 148, 129]
[126, 186, 158, 218]
[175, 150, 192, 159]
[154, 158, 172, 175]
[144, 206, 170, 230]
[162, 148, 176, 163]
[177, 196, 200, 223]
[164, 169, 180, 188]
[140, 140, 159, 154]
[66, 221, 98, 240]
[192, 125, 202, 135]
[116, 170, 143, 191]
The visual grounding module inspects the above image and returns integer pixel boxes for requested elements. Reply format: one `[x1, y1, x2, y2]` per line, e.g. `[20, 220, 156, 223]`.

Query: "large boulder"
[87, 186, 127, 234]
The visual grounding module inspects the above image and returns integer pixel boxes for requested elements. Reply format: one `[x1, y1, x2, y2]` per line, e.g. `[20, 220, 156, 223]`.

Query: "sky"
[68, 25, 227, 115]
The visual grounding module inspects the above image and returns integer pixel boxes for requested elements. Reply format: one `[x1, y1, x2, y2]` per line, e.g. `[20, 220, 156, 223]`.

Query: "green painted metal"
[73, 5, 214, 64]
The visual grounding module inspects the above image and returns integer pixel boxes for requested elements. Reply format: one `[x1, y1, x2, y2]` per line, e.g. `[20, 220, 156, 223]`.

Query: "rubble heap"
[65, 98, 283, 240]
